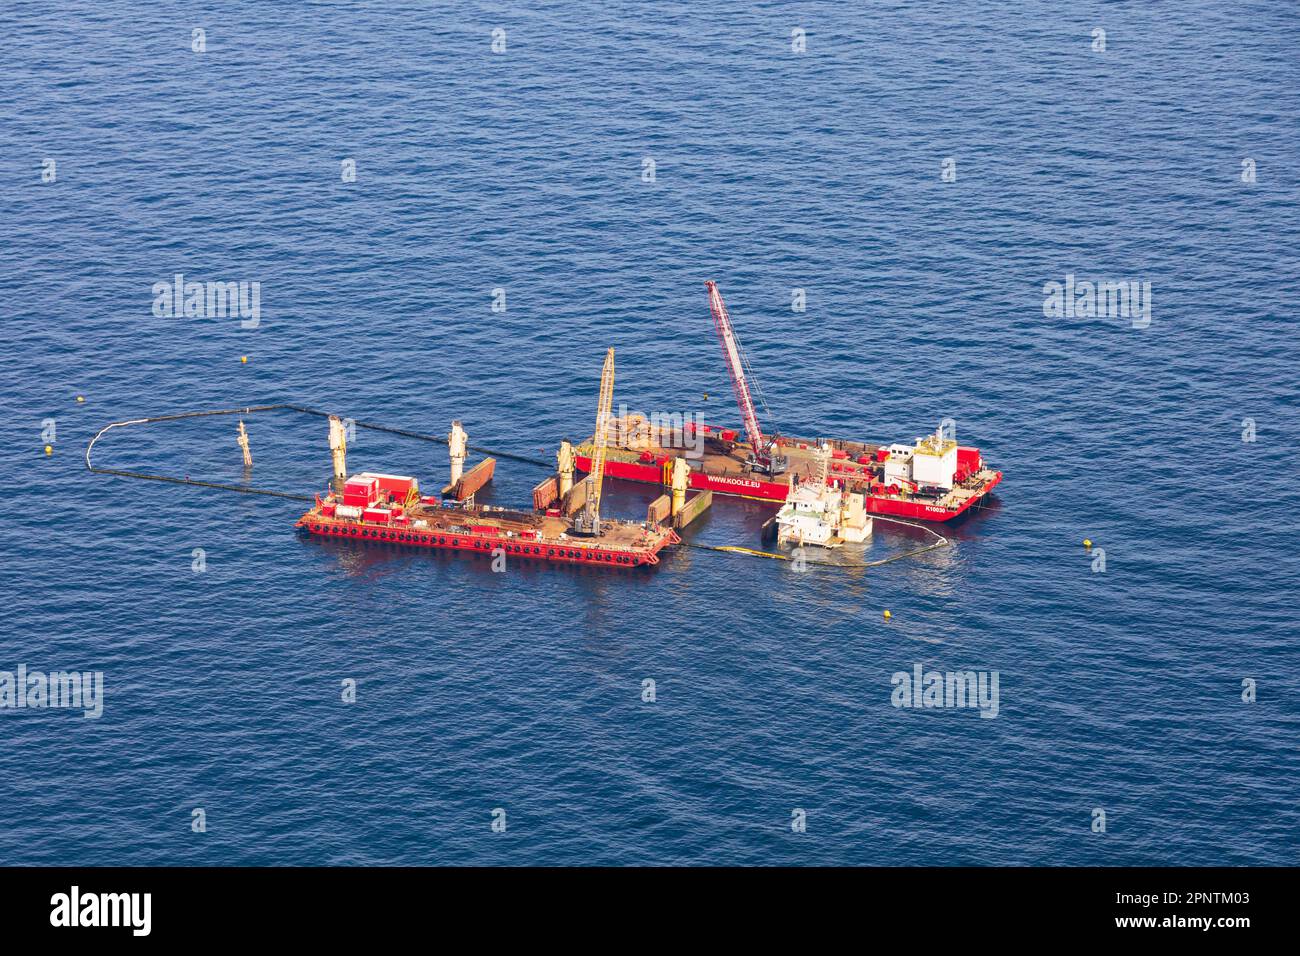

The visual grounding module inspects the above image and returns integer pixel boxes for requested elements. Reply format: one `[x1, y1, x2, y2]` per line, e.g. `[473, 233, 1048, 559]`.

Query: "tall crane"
[574, 347, 615, 535]
[704, 280, 787, 475]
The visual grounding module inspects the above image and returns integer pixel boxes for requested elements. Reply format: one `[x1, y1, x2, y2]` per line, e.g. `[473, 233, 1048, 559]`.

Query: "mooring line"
[277, 403, 550, 466]
[83, 408, 312, 501]
[84, 403, 551, 499]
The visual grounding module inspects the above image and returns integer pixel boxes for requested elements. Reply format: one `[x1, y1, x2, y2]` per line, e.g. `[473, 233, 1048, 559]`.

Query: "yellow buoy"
[44, 445, 53, 455]
[76, 395, 84, 403]
[240, 355, 249, 364]
[883, 609, 892, 620]
[1083, 538, 1092, 549]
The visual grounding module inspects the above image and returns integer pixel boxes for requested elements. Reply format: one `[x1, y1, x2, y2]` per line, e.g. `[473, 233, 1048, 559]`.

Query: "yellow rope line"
[678, 516, 950, 569]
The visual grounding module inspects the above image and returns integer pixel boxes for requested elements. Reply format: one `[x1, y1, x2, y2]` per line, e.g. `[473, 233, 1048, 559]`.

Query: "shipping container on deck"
[955, 447, 982, 481]
[361, 472, 419, 499]
[343, 476, 378, 508]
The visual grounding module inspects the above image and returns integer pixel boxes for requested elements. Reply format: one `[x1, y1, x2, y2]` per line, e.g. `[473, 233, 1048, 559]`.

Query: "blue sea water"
[2, 1, 1298, 866]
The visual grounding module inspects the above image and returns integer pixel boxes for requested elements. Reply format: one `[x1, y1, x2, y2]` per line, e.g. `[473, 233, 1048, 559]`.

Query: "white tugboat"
[774, 444, 873, 548]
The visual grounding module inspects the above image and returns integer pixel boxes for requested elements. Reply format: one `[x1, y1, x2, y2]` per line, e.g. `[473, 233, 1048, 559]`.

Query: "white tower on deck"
[328, 415, 347, 491]
[557, 440, 575, 498]
[670, 456, 689, 516]
[448, 420, 467, 487]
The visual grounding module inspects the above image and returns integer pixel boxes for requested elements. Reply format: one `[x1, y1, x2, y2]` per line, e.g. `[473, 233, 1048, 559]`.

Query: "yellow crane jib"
[576, 347, 615, 535]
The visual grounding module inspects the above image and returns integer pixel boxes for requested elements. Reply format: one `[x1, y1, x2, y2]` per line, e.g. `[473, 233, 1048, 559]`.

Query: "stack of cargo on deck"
[326, 473, 420, 525]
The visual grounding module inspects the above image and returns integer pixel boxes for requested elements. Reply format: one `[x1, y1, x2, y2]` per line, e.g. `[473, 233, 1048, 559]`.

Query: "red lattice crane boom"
[705, 280, 785, 474]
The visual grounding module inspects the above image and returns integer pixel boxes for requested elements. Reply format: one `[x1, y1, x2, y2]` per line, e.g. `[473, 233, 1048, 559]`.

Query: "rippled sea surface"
[2, 2, 1297, 865]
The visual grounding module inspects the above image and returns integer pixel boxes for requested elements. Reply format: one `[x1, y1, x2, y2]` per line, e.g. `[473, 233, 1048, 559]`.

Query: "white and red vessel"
[774, 444, 873, 547]
[574, 282, 1002, 522]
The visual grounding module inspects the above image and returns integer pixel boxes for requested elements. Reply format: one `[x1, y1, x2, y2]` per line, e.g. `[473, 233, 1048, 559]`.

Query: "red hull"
[298, 515, 671, 566]
[576, 455, 1002, 522]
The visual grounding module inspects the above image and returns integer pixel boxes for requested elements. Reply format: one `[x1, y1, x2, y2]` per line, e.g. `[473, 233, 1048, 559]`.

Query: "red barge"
[297, 349, 679, 567]
[575, 430, 1002, 522]
[575, 282, 1002, 523]
[296, 484, 677, 567]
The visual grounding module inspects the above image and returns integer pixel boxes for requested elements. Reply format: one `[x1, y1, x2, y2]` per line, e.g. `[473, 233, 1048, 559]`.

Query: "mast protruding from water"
[237, 419, 252, 469]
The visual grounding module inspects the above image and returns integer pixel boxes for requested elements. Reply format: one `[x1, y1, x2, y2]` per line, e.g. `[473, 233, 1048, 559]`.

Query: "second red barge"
[574, 281, 1002, 523]
[575, 431, 1001, 522]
